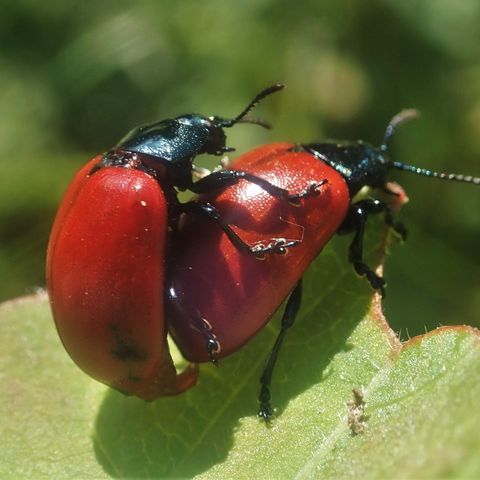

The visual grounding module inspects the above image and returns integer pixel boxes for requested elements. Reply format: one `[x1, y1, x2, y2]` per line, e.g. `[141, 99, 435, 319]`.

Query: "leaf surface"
[1, 235, 479, 478]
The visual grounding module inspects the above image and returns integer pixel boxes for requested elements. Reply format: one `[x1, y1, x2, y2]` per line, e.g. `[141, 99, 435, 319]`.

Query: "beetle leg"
[250, 238, 301, 258]
[258, 279, 303, 423]
[167, 285, 221, 365]
[182, 201, 300, 257]
[189, 169, 289, 197]
[338, 198, 406, 297]
[199, 318, 221, 365]
[286, 179, 327, 206]
[189, 169, 326, 205]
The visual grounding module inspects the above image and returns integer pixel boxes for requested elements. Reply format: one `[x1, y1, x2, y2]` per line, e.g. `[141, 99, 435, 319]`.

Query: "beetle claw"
[287, 179, 328, 206]
[368, 273, 386, 298]
[250, 238, 300, 258]
[207, 337, 221, 365]
[258, 403, 274, 424]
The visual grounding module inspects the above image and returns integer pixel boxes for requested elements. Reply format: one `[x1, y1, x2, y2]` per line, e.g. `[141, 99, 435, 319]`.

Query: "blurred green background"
[1, 0, 479, 338]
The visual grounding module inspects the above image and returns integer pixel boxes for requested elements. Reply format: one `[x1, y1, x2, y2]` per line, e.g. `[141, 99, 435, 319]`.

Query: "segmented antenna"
[219, 84, 285, 128]
[381, 109, 420, 151]
[235, 115, 272, 129]
[392, 162, 480, 185]
[381, 108, 479, 186]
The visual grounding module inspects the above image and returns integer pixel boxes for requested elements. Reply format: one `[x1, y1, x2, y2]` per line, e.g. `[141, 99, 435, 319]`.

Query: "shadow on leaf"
[93, 234, 381, 478]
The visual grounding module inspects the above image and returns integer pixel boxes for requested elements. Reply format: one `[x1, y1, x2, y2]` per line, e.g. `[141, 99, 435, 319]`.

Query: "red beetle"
[167, 142, 345, 360]
[166, 142, 349, 417]
[47, 85, 315, 399]
[166, 111, 480, 420]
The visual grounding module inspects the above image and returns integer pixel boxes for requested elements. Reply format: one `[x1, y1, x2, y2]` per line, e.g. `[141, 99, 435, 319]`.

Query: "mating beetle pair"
[47, 85, 479, 420]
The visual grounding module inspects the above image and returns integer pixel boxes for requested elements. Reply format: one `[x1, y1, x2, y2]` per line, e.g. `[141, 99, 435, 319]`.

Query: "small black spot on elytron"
[109, 323, 149, 363]
[111, 341, 148, 363]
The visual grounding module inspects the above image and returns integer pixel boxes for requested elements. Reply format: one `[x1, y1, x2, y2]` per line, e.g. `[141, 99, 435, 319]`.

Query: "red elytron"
[167, 143, 349, 361]
[47, 160, 198, 400]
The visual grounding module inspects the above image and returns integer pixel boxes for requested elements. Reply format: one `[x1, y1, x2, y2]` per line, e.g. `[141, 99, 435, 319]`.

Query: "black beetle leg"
[338, 198, 406, 297]
[258, 279, 303, 423]
[167, 286, 221, 365]
[250, 238, 301, 258]
[189, 169, 289, 198]
[181, 201, 300, 257]
[286, 179, 328, 206]
[199, 318, 221, 365]
[189, 169, 326, 205]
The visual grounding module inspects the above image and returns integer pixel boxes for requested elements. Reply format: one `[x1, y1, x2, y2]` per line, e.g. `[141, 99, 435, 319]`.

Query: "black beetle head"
[109, 84, 285, 190]
[198, 83, 286, 155]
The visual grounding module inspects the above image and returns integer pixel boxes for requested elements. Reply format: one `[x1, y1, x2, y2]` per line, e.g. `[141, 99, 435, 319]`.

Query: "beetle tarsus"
[354, 265, 386, 298]
[184, 201, 301, 258]
[258, 381, 275, 423]
[206, 338, 221, 365]
[287, 179, 328, 206]
[258, 400, 274, 424]
[250, 238, 300, 258]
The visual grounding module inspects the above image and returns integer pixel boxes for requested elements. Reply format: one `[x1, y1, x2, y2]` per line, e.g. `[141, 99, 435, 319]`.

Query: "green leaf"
[1, 234, 479, 478]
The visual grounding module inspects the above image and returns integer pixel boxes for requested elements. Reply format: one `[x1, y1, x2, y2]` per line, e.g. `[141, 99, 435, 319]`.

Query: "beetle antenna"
[380, 109, 420, 152]
[236, 115, 272, 129]
[392, 162, 480, 185]
[383, 109, 479, 185]
[220, 84, 285, 128]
